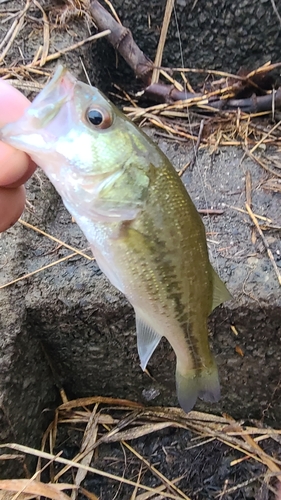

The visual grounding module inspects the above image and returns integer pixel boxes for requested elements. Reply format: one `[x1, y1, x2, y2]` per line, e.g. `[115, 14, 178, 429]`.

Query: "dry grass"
[1, 395, 281, 499]
[0, 0, 109, 90]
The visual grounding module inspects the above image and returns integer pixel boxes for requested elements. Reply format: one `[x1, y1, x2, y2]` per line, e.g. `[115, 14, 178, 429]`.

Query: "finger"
[0, 185, 25, 232]
[0, 79, 31, 125]
[0, 80, 35, 187]
[0, 142, 36, 187]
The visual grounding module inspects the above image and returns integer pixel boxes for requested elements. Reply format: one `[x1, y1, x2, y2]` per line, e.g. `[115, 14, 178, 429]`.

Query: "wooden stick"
[89, 0, 153, 83]
[245, 170, 252, 207]
[152, 0, 175, 84]
[0, 0, 30, 63]
[0, 252, 78, 290]
[32, 0, 50, 67]
[18, 219, 94, 260]
[30, 30, 111, 67]
[245, 203, 281, 286]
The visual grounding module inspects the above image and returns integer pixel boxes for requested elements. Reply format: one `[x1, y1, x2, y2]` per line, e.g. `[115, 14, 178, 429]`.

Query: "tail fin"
[176, 356, 220, 413]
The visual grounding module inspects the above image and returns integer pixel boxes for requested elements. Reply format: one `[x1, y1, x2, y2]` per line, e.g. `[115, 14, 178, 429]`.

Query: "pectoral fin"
[211, 267, 232, 311]
[135, 310, 162, 370]
[93, 161, 150, 221]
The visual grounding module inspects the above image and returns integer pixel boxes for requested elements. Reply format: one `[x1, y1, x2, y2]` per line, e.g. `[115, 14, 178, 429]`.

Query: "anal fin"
[211, 267, 232, 311]
[135, 310, 162, 370]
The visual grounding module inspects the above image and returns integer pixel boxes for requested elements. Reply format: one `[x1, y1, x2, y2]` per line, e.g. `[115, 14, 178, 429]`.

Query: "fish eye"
[86, 107, 112, 129]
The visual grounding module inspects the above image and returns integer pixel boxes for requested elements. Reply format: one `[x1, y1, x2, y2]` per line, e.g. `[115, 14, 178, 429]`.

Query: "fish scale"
[0, 64, 231, 413]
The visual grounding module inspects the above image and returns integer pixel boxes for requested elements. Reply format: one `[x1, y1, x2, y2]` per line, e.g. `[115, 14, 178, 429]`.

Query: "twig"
[250, 120, 281, 154]
[0, 0, 30, 63]
[152, 0, 175, 84]
[244, 148, 281, 179]
[169, 65, 265, 82]
[245, 203, 281, 286]
[58, 396, 143, 411]
[144, 82, 197, 103]
[103, 0, 121, 23]
[135, 475, 184, 500]
[178, 161, 190, 176]
[66, 2, 281, 114]
[198, 209, 224, 215]
[229, 205, 272, 222]
[0, 16, 18, 51]
[226, 418, 281, 483]
[89, 0, 153, 83]
[32, 0, 50, 67]
[110, 436, 190, 500]
[0, 444, 180, 498]
[148, 116, 199, 141]
[0, 252, 79, 290]
[215, 476, 264, 498]
[145, 84, 281, 112]
[0, 66, 51, 77]
[18, 219, 94, 260]
[270, 0, 281, 25]
[245, 171, 252, 208]
[2, 79, 45, 92]
[189, 118, 205, 169]
[29, 30, 111, 66]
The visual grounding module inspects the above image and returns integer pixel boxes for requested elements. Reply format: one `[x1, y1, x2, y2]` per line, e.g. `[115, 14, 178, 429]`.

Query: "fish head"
[1, 65, 152, 221]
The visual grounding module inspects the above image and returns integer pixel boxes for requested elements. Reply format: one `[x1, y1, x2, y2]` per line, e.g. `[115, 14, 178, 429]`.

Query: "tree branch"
[89, 0, 153, 83]
[89, 0, 281, 115]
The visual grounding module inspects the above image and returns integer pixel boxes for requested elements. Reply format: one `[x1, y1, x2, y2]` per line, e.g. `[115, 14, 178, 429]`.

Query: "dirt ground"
[0, 1, 281, 499]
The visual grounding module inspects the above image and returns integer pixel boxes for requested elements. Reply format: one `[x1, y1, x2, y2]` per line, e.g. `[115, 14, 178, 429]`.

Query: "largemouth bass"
[0, 65, 231, 412]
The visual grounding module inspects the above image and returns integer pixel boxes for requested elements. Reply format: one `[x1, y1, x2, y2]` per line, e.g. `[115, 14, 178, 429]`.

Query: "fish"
[0, 64, 231, 413]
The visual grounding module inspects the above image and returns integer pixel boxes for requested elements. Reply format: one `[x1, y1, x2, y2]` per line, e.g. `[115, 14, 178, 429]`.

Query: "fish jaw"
[0, 65, 77, 156]
[0, 65, 106, 191]
[0, 65, 84, 204]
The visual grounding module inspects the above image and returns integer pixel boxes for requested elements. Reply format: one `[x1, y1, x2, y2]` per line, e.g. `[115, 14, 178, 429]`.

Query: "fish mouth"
[26, 64, 76, 127]
[0, 64, 77, 151]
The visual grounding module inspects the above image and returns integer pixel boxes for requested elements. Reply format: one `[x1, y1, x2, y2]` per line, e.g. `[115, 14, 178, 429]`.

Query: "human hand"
[0, 80, 36, 232]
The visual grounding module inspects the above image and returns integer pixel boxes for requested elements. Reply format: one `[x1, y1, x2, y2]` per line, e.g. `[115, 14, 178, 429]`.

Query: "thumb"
[0, 80, 36, 187]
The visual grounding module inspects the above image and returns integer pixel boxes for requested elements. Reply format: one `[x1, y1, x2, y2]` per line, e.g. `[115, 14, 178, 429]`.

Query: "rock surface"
[93, 0, 281, 90]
